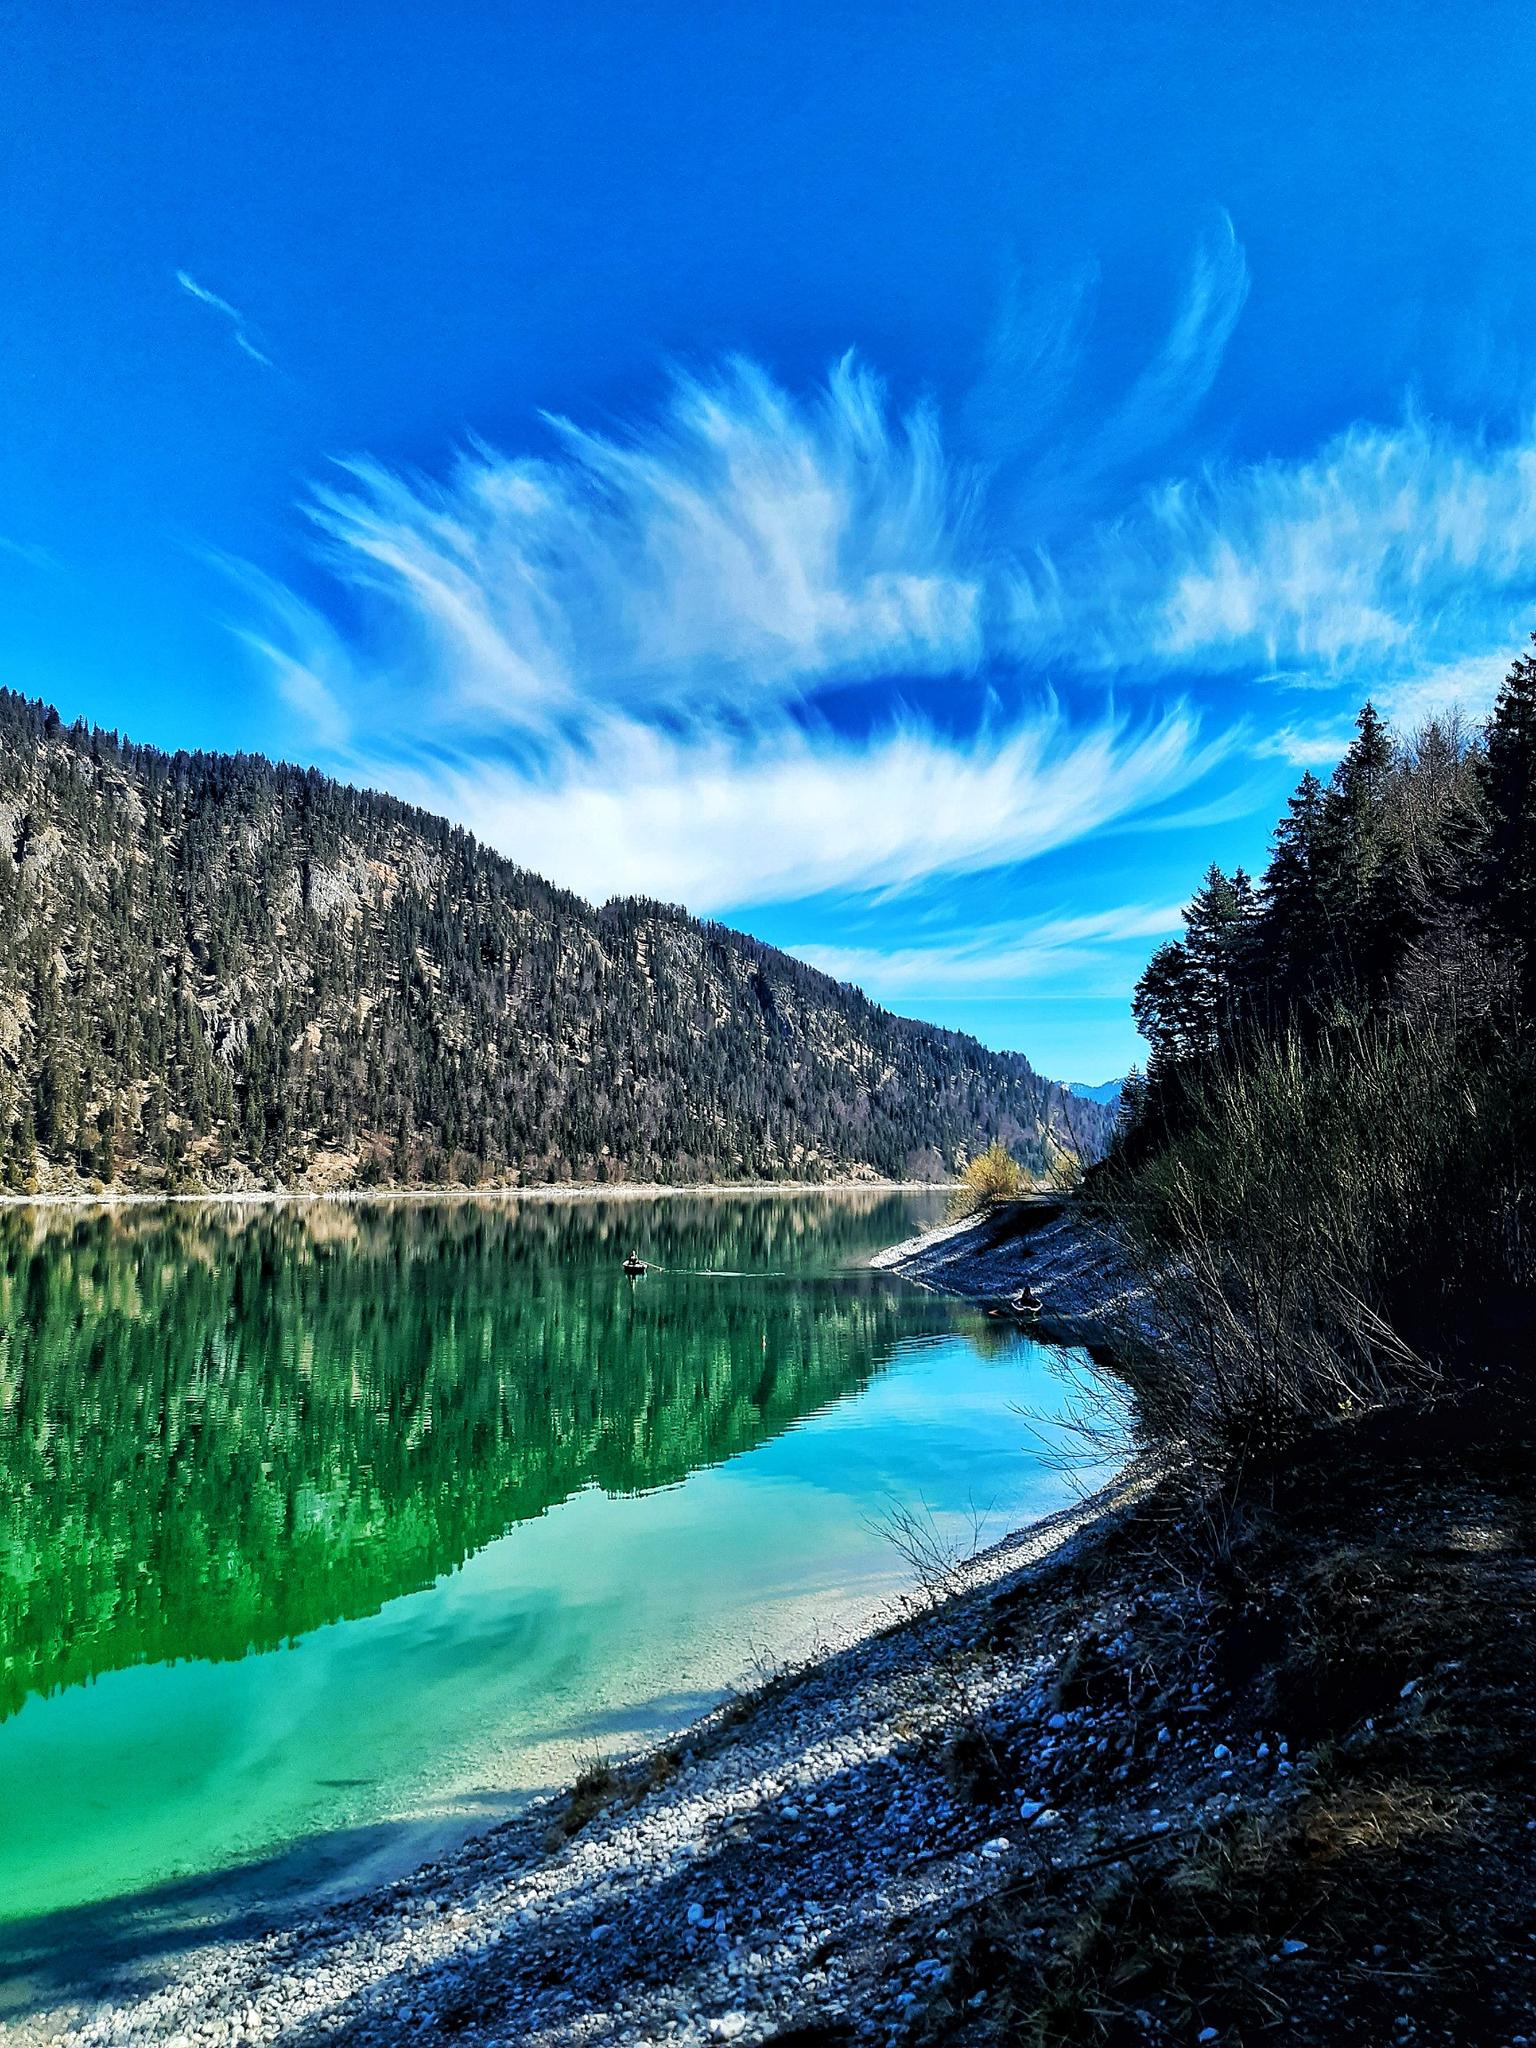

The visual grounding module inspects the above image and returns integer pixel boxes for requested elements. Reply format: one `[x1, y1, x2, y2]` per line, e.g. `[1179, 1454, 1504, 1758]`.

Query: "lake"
[0, 1189, 1102, 1990]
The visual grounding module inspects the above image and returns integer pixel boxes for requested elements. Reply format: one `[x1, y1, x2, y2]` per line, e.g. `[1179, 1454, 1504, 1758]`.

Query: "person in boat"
[1009, 1281, 1043, 1316]
[622, 1252, 647, 1277]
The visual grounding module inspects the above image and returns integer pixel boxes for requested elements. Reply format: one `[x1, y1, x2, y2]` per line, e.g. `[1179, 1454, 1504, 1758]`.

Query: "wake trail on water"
[629, 1265, 882, 1281]
[635, 1266, 788, 1279]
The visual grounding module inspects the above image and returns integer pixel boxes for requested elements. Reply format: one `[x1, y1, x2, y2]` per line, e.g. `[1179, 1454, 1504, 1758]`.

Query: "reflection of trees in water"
[0, 1196, 949, 1720]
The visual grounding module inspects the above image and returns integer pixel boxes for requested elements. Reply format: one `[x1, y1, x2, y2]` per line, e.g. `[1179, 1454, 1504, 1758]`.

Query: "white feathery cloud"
[1076, 216, 1250, 483]
[1013, 412, 1536, 690]
[307, 355, 982, 733]
[371, 706, 1221, 913]
[0, 535, 60, 572]
[960, 257, 1101, 467]
[224, 563, 355, 752]
[244, 232, 1536, 917]
[176, 270, 272, 368]
[253, 336, 1244, 909]
[792, 901, 1187, 999]
[1252, 721, 1362, 768]
[1374, 650, 1511, 729]
[1246, 650, 1512, 770]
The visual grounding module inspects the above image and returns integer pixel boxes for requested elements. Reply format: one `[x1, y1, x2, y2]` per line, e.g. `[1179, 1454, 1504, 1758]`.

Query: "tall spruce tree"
[1125, 658, 1536, 1146]
[1133, 940, 1204, 1078]
[1184, 864, 1259, 1048]
[1257, 770, 1329, 1021]
[1473, 635, 1536, 1006]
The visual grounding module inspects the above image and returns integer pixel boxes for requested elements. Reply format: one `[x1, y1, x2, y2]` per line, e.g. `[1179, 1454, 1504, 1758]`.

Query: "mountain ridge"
[1066, 1077, 1126, 1105]
[0, 690, 1111, 1194]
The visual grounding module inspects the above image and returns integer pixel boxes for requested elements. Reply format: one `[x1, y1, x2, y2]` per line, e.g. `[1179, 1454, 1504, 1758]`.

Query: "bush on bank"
[949, 1140, 1031, 1219]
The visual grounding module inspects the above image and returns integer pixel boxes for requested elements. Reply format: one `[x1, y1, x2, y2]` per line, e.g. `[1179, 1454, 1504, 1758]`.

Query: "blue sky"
[5, 3, 1536, 1080]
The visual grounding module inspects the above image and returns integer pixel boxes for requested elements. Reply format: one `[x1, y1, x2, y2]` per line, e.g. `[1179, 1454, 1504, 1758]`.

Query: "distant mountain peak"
[1065, 1078, 1126, 1105]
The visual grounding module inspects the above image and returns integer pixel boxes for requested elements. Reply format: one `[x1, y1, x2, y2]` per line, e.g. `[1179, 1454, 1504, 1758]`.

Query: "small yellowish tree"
[948, 1139, 1028, 1218]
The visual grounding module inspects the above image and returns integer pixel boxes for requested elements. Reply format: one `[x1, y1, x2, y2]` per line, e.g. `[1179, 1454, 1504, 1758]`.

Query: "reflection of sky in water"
[0, 1194, 1106, 1956]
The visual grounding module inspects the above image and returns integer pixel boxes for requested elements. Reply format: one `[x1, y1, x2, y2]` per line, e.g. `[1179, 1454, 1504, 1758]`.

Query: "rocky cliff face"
[0, 691, 1111, 1193]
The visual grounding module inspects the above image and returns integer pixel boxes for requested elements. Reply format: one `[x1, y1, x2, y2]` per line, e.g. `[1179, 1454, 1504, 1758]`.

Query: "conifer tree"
[1472, 635, 1536, 1005]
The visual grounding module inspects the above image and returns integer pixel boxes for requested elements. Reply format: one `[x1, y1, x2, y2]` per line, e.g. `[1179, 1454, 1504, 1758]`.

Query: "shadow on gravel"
[252, 1741, 920, 2048]
[0, 1794, 539, 2025]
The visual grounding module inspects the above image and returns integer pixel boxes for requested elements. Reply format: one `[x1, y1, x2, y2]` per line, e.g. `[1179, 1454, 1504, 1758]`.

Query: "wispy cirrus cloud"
[372, 706, 1219, 913]
[964, 216, 1250, 516]
[1074, 216, 1249, 485]
[0, 535, 61, 572]
[260, 341, 1231, 910]
[1012, 411, 1536, 696]
[176, 270, 272, 368]
[304, 355, 981, 733]
[793, 900, 1186, 999]
[1251, 649, 1514, 768]
[1252, 720, 1362, 768]
[1373, 650, 1513, 728]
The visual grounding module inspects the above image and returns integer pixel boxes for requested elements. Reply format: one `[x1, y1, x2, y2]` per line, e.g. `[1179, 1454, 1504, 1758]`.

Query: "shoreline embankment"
[872, 1194, 1165, 1352]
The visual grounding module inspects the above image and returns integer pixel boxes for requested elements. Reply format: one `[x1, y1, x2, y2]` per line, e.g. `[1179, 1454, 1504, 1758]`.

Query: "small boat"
[988, 1285, 1042, 1322]
[621, 1254, 648, 1278]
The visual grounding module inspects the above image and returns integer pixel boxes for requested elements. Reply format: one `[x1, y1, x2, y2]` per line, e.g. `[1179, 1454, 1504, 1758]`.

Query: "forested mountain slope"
[0, 691, 1107, 1193]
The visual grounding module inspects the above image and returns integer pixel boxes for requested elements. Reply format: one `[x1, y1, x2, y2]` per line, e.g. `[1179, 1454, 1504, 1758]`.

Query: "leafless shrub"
[1093, 1016, 1536, 1471]
[872, 1497, 1011, 1794]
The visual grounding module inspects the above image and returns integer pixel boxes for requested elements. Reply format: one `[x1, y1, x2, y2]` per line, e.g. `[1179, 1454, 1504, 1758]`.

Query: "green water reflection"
[0, 1192, 957, 1721]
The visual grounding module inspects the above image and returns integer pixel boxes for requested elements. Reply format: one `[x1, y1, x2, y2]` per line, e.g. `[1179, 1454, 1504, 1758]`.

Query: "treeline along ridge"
[0, 691, 1108, 1193]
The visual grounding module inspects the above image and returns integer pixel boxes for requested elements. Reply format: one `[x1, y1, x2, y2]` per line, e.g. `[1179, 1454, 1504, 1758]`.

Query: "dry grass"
[542, 1746, 682, 1849]
[914, 1396, 1536, 2047]
[1093, 1019, 1536, 1468]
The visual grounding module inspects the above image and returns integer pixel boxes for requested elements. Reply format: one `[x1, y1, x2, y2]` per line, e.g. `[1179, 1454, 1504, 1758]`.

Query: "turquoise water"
[0, 1190, 1101, 1982]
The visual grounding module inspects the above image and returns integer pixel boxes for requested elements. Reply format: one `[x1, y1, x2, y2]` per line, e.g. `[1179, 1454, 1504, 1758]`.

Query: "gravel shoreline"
[872, 1198, 1163, 1352]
